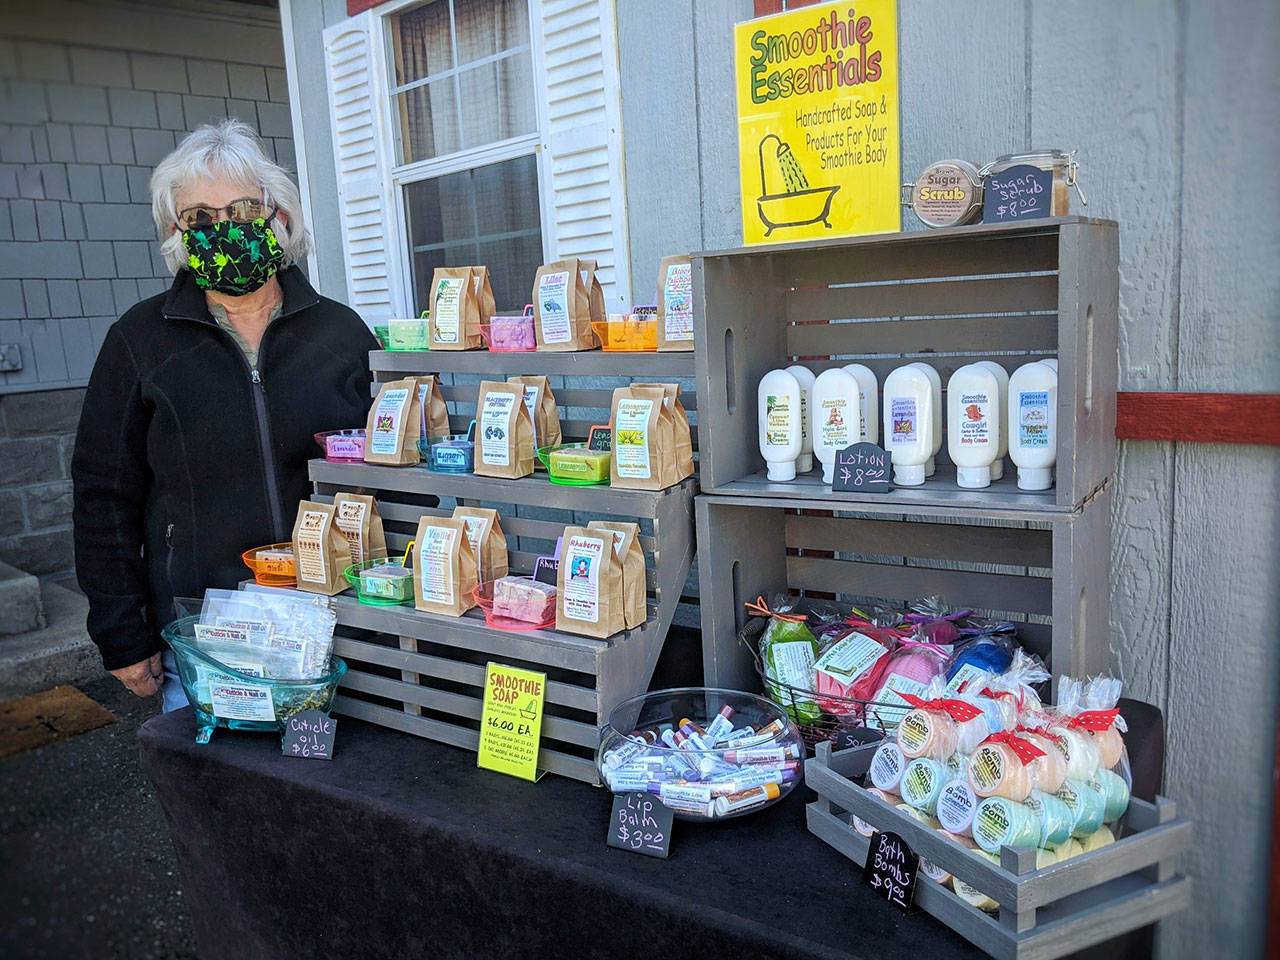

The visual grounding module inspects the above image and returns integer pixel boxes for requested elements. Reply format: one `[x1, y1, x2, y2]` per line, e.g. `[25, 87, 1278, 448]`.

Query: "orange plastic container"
[241, 542, 297, 586]
[591, 313, 658, 352]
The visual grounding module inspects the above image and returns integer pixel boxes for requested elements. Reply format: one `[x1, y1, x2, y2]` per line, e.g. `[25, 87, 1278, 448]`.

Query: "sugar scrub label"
[209, 677, 273, 721]
[662, 262, 693, 342]
[334, 499, 368, 564]
[563, 535, 604, 623]
[937, 781, 978, 833]
[295, 509, 330, 583]
[419, 526, 457, 606]
[369, 388, 410, 456]
[433, 277, 463, 343]
[814, 631, 884, 681]
[969, 745, 1006, 793]
[614, 399, 653, 478]
[889, 396, 917, 444]
[480, 392, 516, 466]
[537, 270, 571, 343]
[957, 391, 991, 445]
[1018, 391, 1050, 447]
[820, 396, 851, 448]
[764, 394, 792, 445]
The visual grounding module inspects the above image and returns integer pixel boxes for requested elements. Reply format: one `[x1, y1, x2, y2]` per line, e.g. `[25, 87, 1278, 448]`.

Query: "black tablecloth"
[138, 709, 985, 960]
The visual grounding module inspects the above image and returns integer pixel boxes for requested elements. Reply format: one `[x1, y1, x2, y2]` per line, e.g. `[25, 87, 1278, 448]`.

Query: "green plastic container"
[537, 443, 611, 485]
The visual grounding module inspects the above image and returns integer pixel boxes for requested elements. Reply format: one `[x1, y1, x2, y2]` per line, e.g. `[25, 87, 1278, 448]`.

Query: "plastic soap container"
[480, 306, 536, 352]
[841, 363, 879, 444]
[591, 312, 658, 352]
[421, 435, 475, 473]
[758, 368, 802, 481]
[538, 444, 611, 484]
[811, 367, 860, 484]
[785, 364, 816, 473]
[386, 315, 430, 351]
[883, 364, 934, 486]
[909, 362, 943, 476]
[1007, 360, 1057, 490]
[974, 361, 1010, 480]
[947, 364, 1001, 488]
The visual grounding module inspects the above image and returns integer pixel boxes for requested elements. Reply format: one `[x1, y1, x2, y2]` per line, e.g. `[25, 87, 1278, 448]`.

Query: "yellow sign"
[735, 0, 900, 245]
[477, 662, 546, 782]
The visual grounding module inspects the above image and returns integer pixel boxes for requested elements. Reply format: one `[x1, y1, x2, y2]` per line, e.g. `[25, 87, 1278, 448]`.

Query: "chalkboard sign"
[533, 555, 559, 585]
[982, 164, 1053, 223]
[607, 792, 674, 859]
[832, 442, 891, 493]
[587, 424, 612, 452]
[281, 710, 336, 760]
[862, 830, 919, 913]
[836, 726, 885, 751]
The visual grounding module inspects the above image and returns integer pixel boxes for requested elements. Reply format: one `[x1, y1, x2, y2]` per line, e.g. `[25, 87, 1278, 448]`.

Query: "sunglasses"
[176, 198, 276, 230]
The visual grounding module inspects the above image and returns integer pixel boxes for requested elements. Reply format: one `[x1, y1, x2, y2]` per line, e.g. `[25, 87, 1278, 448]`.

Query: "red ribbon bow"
[982, 730, 1046, 765]
[897, 693, 983, 723]
[1066, 708, 1121, 732]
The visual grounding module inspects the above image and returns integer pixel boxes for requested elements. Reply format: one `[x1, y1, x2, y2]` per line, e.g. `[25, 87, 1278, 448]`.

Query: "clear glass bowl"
[162, 615, 347, 744]
[597, 687, 804, 821]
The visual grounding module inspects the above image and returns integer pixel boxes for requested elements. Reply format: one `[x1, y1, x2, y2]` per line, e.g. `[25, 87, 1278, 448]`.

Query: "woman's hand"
[109, 652, 164, 697]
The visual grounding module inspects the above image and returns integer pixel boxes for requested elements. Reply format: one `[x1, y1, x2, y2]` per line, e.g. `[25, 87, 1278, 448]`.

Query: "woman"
[71, 120, 377, 711]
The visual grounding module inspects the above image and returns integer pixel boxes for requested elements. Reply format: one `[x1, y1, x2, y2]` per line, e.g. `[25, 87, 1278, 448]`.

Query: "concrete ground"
[0, 676, 194, 960]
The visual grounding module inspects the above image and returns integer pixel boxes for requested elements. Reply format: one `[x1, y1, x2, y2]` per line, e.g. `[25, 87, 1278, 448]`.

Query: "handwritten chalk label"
[836, 727, 886, 751]
[982, 164, 1053, 223]
[607, 792, 674, 859]
[587, 424, 612, 452]
[281, 710, 336, 760]
[533, 555, 559, 586]
[832, 442, 892, 493]
[862, 830, 919, 913]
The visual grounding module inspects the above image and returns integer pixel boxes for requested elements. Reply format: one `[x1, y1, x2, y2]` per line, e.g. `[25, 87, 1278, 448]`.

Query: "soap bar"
[493, 576, 557, 623]
[488, 314, 536, 352]
[430, 438, 474, 472]
[549, 447, 611, 482]
[255, 548, 295, 576]
[317, 429, 365, 462]
[387, 318, 430, 350]
[359, 563, 414, 601]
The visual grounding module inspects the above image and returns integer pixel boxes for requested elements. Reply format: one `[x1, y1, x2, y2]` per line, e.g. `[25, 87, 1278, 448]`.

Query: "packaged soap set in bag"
[331, 493, 387, 566]
[428, 266, 494, 350]
[291, 501, 352, 597]
[451, 506, 509, 582]
[556, 526, 626, 639]
[412, 516, 478, 617]
[533, 258, 600, 351]
[475, 381, 536, 478]
[656, 254, 694, 352]
[507, 374, 562, 454]
[609, 383, 694, 490]
[365, 379, 422, 466]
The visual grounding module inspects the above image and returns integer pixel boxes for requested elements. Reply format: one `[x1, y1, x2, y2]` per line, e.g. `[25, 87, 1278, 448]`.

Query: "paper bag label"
[433, 278, 463, 343]
[295, 509, 330, 583]
[563, 535, 604, 624]
[480, 392, 515, 466]
[614, 398, 653, 478]
[419, 526, 457, 606]
[662, 263, 693, 342]
[538, 271, 571, 343]
[370, 388, 409, 455]
[334, 500, 368, 564]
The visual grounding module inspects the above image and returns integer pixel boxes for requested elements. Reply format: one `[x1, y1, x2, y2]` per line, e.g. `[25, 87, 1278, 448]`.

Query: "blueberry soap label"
[480, 392, 515, 466]
[1019, 391, 1050, 447]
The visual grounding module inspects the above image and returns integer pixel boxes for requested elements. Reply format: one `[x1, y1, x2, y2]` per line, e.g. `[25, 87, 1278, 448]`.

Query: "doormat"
[0, 685, 118, 760]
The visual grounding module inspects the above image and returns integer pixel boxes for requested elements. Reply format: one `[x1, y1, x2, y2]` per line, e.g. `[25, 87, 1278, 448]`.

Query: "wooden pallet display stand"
[805, 740, 1192, 960]
[306, 348, 697, 784]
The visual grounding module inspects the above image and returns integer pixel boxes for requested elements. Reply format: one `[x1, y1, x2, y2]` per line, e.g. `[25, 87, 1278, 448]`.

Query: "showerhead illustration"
[756, 133, 840, 237]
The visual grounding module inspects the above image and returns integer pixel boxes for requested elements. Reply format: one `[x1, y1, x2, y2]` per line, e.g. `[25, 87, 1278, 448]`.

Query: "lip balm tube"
[678, 720, 713, 751]
[721, 725, 758, 745]
[1090, 726, 1125, 770]
[699, 758, 740, 780]
[731, 719, 786, 748]
[603, 737, 649, 770]
[659, 728, 679, 750]
[1055, 779, 1107, 838]
[605, 771, 657, 792]
[1087, 768, 1130, 822]
[670, 731, 704, 779]
[704, 705, 736, 744]
[897, 708, 960, 760]
[663, 754, 693, 780]
[869, 742, 907, 794]
[652, 782, 713, 804]
[900, 758, 947, 816]
[1024, 789, 1073, 849]
[936, 779, 980, 837]
[658, 795, 714, 818]
[723, 767, 798, 792]
[973, 797, 1041, 853]
[713, 782, 781, 817]
[952, 851, 1001, 912]
[1021, 731, 1067, 794]
[1048, 726, 1101, 781]
[852, 787, 897, 837]
[967, 742, 1033, 802]
[724, 744, 801, 766]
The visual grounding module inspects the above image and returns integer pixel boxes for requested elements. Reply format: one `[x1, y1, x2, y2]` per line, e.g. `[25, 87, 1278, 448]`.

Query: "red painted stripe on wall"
[1116, 393, 1280, 445]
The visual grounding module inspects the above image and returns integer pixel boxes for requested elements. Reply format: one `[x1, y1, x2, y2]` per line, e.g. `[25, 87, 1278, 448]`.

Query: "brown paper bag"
[579, 258, 607, 325]
[507, 374, 562, 454]
[451, 506, 509, 582]
[471, 265, 496, 325]
[656, 255, 694, 352]
[609, 384, 676, 490]
[533, 259, 597, 351]
[556, 525, 626, 639]
[412, 516, 478, 617]
[634, 382, 694, 481]
[416, 375, 451, 442]
[332, 493, 387, 566]
[587, 520, 646, 629]
[365, 378, 421, 465]
[475, 380, 535, 478]
[429, 266, 483, 350]
[292, 501, 350, 596]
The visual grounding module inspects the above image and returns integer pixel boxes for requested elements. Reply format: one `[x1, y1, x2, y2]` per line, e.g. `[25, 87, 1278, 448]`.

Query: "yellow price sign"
[477, 662, 546, 782]
[734, 0, 900, 245]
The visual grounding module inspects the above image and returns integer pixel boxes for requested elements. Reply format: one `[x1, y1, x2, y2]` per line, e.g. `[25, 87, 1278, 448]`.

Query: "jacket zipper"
[249, 365, 286, 542]
[165, 522, 176, 592]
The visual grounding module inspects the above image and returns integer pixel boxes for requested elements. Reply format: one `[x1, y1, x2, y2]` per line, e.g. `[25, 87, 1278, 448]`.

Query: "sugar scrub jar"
[981, 149, 1085, 216]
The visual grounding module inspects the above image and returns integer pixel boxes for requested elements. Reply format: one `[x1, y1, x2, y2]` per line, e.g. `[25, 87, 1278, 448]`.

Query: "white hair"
[150, 118, 311, 274]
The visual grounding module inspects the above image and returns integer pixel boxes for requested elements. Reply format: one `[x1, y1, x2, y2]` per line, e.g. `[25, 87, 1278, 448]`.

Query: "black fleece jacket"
[72, 266, 377, 670]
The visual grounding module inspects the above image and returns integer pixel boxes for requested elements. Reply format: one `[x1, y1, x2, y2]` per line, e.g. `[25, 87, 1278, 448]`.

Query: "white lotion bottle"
[974, 360, 1010, 481]
[1007, 361, 1058, 490]
[882, 364, 934, 486]
[812, 367, 861, 483]
[909, 362, 943, 476]
[758, 368, 802, 482]
[947, 364, 1001, 489]
[841, 363, 879, 444]
[785, 364, 816, 473]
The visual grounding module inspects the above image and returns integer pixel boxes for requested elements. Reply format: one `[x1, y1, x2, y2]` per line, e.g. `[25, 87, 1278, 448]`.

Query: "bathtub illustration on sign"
[756, 133, 840, 236]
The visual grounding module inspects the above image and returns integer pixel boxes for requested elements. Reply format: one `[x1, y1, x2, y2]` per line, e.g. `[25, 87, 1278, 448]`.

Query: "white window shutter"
[323, 13, 404, 321]
[533, 0, 632, 309]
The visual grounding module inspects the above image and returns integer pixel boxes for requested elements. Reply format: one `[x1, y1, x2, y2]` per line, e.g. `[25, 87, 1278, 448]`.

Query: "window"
[388, 0, 543, 313]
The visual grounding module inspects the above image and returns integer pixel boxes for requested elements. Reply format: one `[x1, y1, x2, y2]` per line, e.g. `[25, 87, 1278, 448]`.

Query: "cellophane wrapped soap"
[493, 576, 557, 623]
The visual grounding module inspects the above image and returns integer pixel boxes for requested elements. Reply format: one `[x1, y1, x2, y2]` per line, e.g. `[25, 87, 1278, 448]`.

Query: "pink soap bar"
[489, 315, 536, 351]
[493, 576, 556, 623]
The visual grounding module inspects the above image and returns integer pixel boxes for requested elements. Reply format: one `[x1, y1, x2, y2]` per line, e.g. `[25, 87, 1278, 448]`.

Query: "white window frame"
[371, 0, 553, 314]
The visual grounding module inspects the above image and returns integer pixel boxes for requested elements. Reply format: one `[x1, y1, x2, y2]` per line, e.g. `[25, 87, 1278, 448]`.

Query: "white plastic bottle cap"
[1017, 466, 1053, 490]
[956, 465, 992, 489]
[895, 462, 926, 486]
[768, 460, 797, 482]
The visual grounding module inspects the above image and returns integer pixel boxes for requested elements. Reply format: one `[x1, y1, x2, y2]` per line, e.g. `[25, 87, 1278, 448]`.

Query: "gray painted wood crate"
[805, 740, 1191, 960]
[692, 218, 1118, 514]
[696, 488, 1111, 693]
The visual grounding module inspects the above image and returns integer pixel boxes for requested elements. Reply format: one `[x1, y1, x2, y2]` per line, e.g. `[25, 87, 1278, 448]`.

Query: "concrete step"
[0, 579, 100, 702]
[0, 561, 45, 635]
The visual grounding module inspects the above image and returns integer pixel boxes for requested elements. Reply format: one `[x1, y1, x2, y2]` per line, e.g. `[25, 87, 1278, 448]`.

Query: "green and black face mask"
[182, 218, 285, 295]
